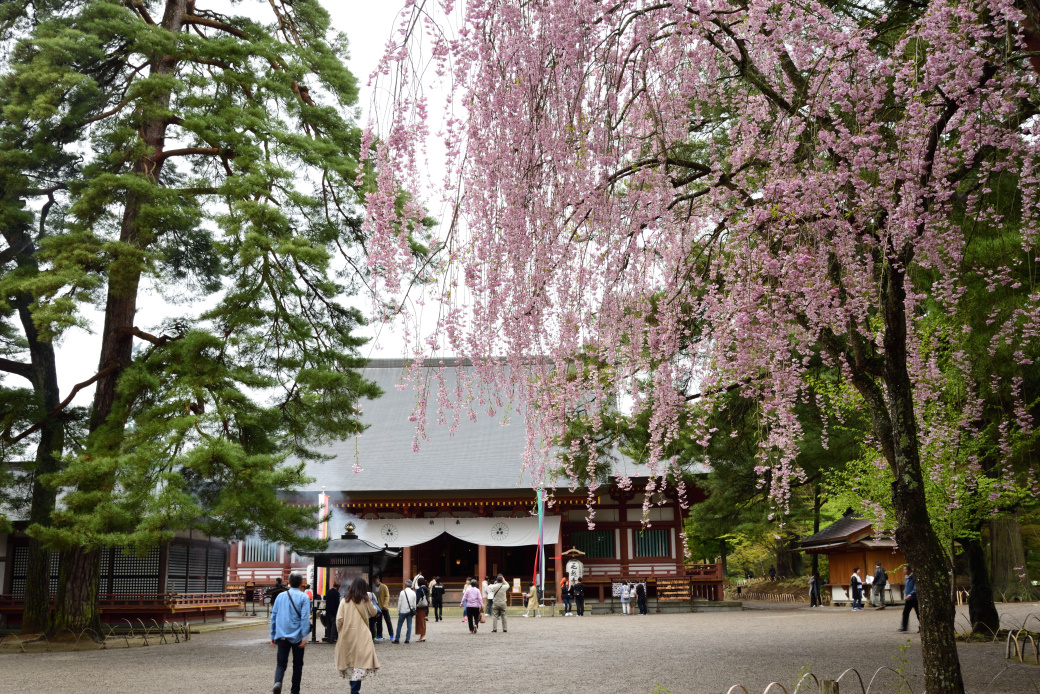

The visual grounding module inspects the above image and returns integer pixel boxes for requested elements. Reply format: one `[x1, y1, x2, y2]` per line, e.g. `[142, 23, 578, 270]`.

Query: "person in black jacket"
[635, 580, 647, 615]
[324, 582, 341, 643]
[561, 578, 573, 615]
[431, 576, 445, 622]
[573, 577, 586, 616]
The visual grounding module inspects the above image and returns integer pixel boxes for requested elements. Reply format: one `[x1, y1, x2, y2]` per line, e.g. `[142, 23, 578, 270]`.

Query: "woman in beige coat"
[334, 577, 380, 694]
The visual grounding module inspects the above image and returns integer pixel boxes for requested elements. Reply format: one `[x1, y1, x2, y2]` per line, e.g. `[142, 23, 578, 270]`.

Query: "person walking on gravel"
[270, 572, 310, 694]
[431, 577, 445, 622]
[462, 578, 484, 633]
[372, 576, 393, 642]
[334, 577, 380, 694]
[872, 562, 888, 609]
[899, 567, 919, 632]
[809, 571, 822, 608]
[490, 574, 509, 632]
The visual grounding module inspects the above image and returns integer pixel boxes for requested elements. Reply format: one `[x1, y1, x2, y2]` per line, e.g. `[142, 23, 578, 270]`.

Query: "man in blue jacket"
[270, 572, 310, 694]
[899, 567, 918, 632]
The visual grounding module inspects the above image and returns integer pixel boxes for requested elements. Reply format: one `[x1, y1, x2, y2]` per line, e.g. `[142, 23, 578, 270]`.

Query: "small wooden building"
[1, 528, 239, 626]
[800, 513, 907, 605]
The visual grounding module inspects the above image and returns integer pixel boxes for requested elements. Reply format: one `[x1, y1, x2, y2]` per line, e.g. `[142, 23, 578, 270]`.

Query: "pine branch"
[183, 14, 247, 39]
[0, 357, 33, 383]
[119, 326, 179, 346]
[3, 363, 118, 445]
[154, 147, 223, 162]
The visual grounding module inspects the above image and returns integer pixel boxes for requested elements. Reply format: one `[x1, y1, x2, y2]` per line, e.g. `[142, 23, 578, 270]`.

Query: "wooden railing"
[0, 591, 243, 615]
[686, 563, 723, 580]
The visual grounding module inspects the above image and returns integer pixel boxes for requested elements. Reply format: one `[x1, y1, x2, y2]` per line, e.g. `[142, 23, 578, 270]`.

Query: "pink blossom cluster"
[363, 0, 1040, 523]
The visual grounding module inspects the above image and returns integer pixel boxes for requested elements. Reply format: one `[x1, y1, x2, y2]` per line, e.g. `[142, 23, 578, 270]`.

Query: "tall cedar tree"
[0, 0, 414, 635]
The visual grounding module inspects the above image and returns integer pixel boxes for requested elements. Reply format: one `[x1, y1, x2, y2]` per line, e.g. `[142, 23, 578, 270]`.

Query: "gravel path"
[2, 603, 1038, 694]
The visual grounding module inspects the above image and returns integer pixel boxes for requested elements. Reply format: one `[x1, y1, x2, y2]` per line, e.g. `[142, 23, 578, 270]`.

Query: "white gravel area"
[2, 603, 1039, 693]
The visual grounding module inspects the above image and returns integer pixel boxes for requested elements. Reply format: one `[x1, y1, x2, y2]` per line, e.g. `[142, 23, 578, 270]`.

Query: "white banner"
[348, 516, 561, 548]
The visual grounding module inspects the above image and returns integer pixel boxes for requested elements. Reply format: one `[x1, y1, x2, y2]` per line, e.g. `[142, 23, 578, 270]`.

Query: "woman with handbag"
[334, 577, 380, 694]
[413, 576, 430, 642]
[461, 578, 484, 633]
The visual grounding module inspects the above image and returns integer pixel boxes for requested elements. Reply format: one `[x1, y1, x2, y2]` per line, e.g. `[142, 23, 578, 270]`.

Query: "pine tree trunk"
[962, 535, 1000, 633]
[6, 225, 65, 634]
[52, 0, 187, 636]
[990, 513, 1030, 601]
[51, 547, 101, 639]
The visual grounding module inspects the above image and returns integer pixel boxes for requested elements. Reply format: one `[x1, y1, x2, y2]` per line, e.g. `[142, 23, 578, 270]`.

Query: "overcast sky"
[43, 1, 434, 407]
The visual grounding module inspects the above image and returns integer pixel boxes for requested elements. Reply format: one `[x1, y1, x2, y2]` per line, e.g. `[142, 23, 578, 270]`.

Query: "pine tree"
[0, 0, 421, 636]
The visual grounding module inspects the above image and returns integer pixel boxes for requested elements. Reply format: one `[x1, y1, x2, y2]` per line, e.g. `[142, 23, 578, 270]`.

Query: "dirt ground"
[1, 602, 1038, 694]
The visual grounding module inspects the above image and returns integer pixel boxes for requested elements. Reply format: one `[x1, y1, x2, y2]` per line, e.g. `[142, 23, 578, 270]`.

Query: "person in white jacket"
[392, 579, 417, 644]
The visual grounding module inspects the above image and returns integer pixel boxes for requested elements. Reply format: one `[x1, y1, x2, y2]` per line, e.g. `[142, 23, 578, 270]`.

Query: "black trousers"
[274, 639, 305, 694]
[575, 596, 585, 616]
[810, 587, 821, 607]
[374, 608, 394, 638]
[466, 606, 482, 631]
[901, 595, 919, 630]
[637, 596, 647, 614]
[433, 601, 443, 620]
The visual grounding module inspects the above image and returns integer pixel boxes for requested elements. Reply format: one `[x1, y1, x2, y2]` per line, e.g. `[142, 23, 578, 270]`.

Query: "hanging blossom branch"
[362, 0, 1040, 551]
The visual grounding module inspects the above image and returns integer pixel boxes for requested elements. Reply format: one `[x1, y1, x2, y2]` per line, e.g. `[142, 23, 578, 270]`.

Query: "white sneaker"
[523, 613, 529, 617]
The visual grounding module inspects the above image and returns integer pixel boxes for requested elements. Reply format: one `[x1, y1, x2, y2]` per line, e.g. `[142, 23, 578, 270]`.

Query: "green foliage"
[0, 1, 419, 559]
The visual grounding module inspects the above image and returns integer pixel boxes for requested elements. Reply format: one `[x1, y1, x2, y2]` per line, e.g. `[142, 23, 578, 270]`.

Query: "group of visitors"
[559, 576, 586, 616]
[844, 561, 919, 632]
[618, 580, 648, 615]
[269, 572, 379, 694]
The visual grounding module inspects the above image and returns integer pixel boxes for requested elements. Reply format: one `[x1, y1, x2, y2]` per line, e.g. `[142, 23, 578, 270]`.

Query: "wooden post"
[821, 681, 839, 694]
[402, 546, 412, 585]
[554, 534, 564, 605]
[478, 544, 487, 587]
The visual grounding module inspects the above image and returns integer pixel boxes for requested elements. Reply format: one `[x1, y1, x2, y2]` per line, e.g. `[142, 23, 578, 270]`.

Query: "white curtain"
[349, 516, 561, 548]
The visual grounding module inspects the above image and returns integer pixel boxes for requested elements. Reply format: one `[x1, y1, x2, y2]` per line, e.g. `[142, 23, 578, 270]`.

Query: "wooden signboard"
[656, 577, 691, 601]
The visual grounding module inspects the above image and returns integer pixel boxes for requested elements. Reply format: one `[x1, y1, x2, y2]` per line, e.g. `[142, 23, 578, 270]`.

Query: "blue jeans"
[563, 597, 572, 612]
[350, 680, 361, 694]
[274, 639, 305, 694]
[395, 612, 413, 642]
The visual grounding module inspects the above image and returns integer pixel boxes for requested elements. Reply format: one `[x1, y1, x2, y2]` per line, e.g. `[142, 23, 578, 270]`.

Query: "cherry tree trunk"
[883, 261, 965, 694]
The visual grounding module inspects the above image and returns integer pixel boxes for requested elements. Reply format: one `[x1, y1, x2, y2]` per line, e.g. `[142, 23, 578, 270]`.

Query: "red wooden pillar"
[620, 527, 630, 575]
[228, 541, 239, 582]
[403, 546, 412, 585]
[478, 544, 487, 585]
[554, 534, 563, 603]
[281, 543, 291, 581]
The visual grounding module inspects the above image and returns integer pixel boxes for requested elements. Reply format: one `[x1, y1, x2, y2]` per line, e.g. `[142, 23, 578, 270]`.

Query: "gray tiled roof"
[300, 359, 551, 493]
[800, 513, 873, 547]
